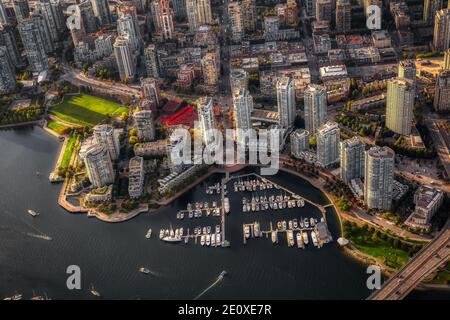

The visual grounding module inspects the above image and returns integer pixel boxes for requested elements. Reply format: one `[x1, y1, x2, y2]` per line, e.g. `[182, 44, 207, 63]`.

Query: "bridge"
[368, 219, 450, 300]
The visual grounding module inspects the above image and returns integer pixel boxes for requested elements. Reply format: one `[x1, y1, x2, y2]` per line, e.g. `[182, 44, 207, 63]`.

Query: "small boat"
[184, 236, 189, 244]
[145, 228, 152, 239]
[293, 219, 298, 229]
[159, 229, 164, 239]
[28, 209, 39, 217]
[200, 235, 206, 246]
[161, 235, 182, 243]
[3, 293, 22, 300]
[216, 233, 221, 245]
[243, 205, 247, 212]
[90, 284, 101, 297]
[254, 222, 260, 237]
[179, 228, 184, 236]
[296, 232, 304, 248]
[299, 219, 304, 228]
[139, 268, 150, 275]
[304, 218, 309, 228]
[244, 225, 250, 239]
[302, 231, 309, 245]
[206, 234, 211, 246]
[277, 221, 282, 230]
[207, 226, 211, 234]
[311, 231, 319, 247]
[202, 227, 207, 234]
[288, 220, 293, 230]
[180, 212, 184, 219]
[282, 220, 287, 230]
[297, 199, 304, 207]
[189, 211, 193, 218]
[310, 217, 316, 227]
[287, 230, 294, 247]
[215, 225, 220, 233]
[271, 231, 278, 244]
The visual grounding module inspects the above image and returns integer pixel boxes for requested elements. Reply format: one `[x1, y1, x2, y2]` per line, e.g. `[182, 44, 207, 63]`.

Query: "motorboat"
[304, 218, 309, 228]
[139, 268, 150, 275]
[302, 231, 309, 245]
[244, 225, 250, 239]
[271, 231, 278, 244]
[311, 231, 319, 247]
[28, 209, 39, 217]
[216, 233, 221, 246]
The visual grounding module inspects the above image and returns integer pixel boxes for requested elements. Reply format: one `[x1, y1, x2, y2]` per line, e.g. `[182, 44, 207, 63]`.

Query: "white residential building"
[290, 129, 310, 158]
[386, 77, 415, 135]
[340, 137, 365, 184]
[276, 76, 296, 128]
[317, 121, 340, 168]
[128, 156, 145, 198]
[364, 146, 395, 211]
[197, 96, 216, 145]
[93, 124, 121, 161]
[304, 84, 328, 134]
[82, 144, 115, 188]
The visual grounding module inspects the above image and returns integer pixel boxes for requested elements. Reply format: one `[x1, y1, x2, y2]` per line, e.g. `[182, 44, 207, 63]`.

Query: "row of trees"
[0, 105, 42, 125]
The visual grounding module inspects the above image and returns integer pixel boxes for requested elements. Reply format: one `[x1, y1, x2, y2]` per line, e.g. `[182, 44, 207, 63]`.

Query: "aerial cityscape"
[0, 0, 449, 302]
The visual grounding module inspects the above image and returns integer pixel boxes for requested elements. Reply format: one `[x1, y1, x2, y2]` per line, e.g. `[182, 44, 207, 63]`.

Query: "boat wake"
[26, 233, 52, 241]
[1, 210, 52, 241]
[193, 271, 226, 300]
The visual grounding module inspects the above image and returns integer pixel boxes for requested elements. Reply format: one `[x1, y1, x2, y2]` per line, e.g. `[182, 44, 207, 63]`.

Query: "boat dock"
[242, 221, 332, 248]
[230, 173, 329, 220]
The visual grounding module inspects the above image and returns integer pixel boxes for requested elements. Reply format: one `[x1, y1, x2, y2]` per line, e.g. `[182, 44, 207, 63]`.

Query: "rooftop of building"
[366, 146, 395, 158]
[415, 185, 444, 210]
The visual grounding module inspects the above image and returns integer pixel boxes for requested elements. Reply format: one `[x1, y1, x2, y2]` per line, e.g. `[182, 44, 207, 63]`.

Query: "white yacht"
[302, 231, 309, 245]
[311, 231, 319, 247]
[28, 209, 39, 217]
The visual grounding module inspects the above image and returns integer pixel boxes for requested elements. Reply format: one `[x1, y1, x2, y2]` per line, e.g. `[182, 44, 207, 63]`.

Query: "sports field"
[50, 94, 128, 126]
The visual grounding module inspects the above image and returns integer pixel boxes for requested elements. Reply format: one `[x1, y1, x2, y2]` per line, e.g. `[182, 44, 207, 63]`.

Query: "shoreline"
[37, 126, 426, 277]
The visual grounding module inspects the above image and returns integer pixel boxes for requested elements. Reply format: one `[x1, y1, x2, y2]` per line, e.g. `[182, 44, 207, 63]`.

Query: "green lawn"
[61, 135, 77, 170]
[50, 94, 128, 126]
[47, 120, 69, 135]
[352, 240, 411, 269]
[343, 221, 414, 269]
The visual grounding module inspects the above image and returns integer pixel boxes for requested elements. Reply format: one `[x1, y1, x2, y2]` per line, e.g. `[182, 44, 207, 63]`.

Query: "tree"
[129, 135, 139, 145]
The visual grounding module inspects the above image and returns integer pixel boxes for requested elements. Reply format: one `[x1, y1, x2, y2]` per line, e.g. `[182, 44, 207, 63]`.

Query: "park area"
[343, 221, 421, 269]
[50, 94, 128, 127]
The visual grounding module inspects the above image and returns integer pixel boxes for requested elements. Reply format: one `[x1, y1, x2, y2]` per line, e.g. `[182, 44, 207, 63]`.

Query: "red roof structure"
[161, 105, 198, 126]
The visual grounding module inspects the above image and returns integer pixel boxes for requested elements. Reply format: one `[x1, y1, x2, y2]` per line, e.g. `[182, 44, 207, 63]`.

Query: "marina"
[242, 220, 332, 248]
[159, 172, 333, 251]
